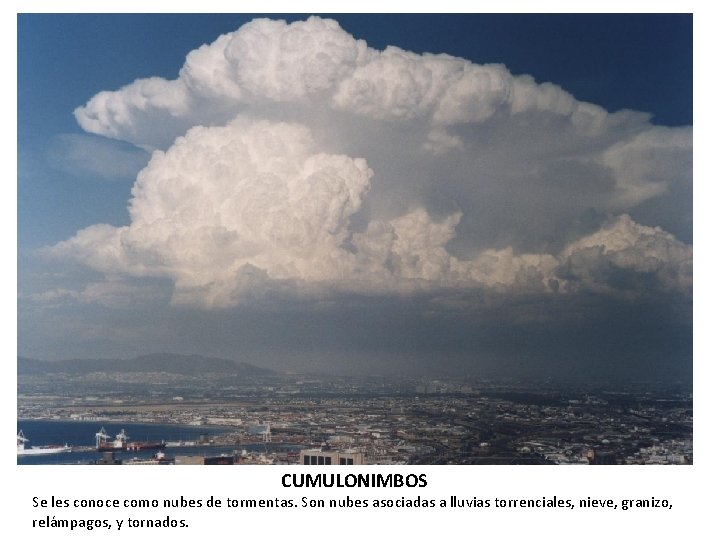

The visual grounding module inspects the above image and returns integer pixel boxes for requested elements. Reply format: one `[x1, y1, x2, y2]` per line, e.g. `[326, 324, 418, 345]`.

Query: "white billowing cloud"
[559, 214, 692, 295]
[53, 116, 566, 304]
[602, 126, 693, 208]
[353, 208, 556, 292]
[331, 46, 463, 121]
[75, 78, 191, 149]
[55, 17, 692, 309]
[74, 16, 662, 154]
[181, 17, 370, 102]
[50, 114, 691, 306]
[352, 208, 470, 292]
[76, 17, 373, 149]
[51, 118, 373, 307]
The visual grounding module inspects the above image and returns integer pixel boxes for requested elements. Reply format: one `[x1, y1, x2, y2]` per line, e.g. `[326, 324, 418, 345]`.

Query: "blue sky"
[17, 14, 692, 379]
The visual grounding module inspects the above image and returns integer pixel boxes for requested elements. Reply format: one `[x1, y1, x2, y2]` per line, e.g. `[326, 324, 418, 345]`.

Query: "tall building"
[299, 449, 364, 465]
[587, 448, 617, 465]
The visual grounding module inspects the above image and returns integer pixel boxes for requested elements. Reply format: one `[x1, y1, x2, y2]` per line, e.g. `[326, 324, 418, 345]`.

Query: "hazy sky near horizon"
[18, 14, 692, 379]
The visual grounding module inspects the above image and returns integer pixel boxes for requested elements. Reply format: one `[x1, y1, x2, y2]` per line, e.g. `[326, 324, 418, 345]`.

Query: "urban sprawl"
[18, 369, 692, 465]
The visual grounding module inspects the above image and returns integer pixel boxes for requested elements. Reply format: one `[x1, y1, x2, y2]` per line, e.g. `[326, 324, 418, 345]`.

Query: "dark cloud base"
[19, 290, 691, 384]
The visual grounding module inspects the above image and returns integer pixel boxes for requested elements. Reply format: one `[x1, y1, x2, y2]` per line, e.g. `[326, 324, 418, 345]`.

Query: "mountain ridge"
[17, 353, 276, 376]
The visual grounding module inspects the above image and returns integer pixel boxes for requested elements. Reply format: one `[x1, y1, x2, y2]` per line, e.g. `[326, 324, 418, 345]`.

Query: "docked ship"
[17, 430, 72, 456]
[95, 427, 166, 452]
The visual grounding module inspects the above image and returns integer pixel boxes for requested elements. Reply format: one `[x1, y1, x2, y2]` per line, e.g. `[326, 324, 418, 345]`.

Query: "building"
[587, 448, 617, 465]
[299, 449, 364, 465]
[175, 454, 234, 465]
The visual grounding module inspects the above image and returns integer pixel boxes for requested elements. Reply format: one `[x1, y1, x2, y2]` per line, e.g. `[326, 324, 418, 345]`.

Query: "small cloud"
[29, 279, 168, 309]
[47, 133, 149, 180]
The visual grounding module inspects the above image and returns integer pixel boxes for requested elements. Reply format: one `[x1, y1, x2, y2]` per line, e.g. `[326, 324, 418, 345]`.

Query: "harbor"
[17, 420, 302, 465]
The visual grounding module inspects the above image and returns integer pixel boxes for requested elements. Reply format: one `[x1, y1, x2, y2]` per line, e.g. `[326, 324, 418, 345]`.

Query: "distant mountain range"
[17, 353, 276, 377]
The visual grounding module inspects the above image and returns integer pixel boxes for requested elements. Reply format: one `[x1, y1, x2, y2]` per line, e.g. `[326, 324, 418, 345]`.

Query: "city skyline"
[18, 14, 692, 381]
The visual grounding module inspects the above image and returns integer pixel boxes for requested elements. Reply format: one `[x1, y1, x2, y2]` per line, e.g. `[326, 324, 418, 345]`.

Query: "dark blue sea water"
[17, 420, 298, 465]
[18, 419, 228, 447]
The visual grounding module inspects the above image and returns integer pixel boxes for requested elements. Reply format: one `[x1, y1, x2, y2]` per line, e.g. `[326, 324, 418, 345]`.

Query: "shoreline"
[17, 417, 236, 430]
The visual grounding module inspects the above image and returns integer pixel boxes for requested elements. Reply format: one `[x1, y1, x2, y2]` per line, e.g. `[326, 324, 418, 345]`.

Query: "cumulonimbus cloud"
[50, 17, 691, 308]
